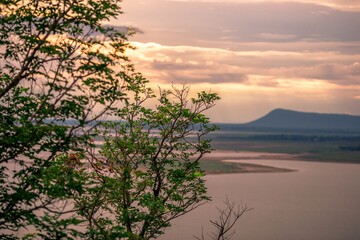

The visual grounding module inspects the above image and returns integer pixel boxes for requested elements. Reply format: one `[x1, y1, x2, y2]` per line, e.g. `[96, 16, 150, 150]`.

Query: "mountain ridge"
[241, 108, 360, 131]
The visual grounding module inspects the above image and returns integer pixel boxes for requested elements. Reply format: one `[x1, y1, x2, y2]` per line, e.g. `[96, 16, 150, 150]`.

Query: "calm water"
[160, 159, 360, 240]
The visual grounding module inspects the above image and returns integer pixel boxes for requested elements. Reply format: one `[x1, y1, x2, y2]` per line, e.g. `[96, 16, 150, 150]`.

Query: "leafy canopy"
[0, 0, 221, 239]
[73, 84, 219, 239]
[0, 0, 135, 238]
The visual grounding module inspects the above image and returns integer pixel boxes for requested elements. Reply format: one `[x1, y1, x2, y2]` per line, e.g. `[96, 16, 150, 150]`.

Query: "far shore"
[201, 150, 298, 175]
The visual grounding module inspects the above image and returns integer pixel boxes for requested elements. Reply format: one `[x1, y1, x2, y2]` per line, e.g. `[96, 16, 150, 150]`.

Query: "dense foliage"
[75, 84, 219, 239]
[0, 0, 220, 239]
[0, 0, 133, 238]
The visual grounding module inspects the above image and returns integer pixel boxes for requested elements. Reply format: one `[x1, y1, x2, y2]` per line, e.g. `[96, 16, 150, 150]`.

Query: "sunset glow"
[116, 0, 360, 122]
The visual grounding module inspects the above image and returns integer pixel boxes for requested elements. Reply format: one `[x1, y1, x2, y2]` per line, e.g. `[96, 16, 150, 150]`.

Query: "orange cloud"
[127, 41, 360, 86]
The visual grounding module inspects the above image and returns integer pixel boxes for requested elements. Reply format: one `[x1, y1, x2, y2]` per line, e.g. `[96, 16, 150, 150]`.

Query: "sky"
[113, 0, 360, 123]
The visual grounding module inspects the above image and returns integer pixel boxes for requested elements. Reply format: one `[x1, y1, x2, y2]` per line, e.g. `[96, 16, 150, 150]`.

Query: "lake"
[160, 159, 360, 240]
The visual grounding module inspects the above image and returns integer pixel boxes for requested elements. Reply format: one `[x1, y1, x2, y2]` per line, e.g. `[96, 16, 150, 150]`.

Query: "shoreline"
[201, 150, 299, 175]
[205, 161, 296, 175]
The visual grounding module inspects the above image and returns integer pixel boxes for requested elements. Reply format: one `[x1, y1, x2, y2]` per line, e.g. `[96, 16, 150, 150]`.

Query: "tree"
[73, 84, 220, 239]
[0, 0, 221, 239]
[0, 0, 136, 238]
[26, 81, 220, 240]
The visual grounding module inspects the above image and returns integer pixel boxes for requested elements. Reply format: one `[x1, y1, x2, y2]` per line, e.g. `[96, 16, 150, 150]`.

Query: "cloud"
[124, 40, 360, 122]
[120, 0, 360, 49]
[116, 1, 360, 120]
[127, 42, 360, 86]
[172, 72, 248, 84]
[147, 58, 248, 84]
[269, 62, 360, 83]
[166, 0, 360, 11]
[256, 33, 298, 41]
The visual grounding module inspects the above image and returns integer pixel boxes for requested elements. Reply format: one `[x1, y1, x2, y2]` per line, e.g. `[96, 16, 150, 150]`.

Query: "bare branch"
[195, 197, 253, 240]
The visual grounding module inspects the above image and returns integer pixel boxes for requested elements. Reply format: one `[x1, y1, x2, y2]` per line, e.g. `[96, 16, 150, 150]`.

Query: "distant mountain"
[241, 108, 360, 131]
